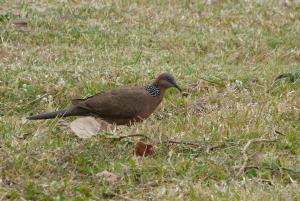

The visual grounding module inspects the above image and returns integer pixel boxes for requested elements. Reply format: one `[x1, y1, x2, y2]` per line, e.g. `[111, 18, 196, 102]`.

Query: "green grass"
[1, 0, 300, 200]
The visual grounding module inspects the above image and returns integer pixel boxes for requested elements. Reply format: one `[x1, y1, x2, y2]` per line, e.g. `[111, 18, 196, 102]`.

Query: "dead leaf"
[252, 152, 265, 163]
[96, 170, 120, 182]
[70, 117, 107, 138]
[134, 142, 154, 157]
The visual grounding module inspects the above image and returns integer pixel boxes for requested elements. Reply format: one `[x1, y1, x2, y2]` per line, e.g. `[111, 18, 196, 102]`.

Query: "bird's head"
[154, 73, 182, 92]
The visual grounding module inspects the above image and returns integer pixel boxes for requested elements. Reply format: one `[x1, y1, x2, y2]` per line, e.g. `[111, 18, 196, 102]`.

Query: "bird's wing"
[71, 91, 105, 105]
[72, 88, 147, 118]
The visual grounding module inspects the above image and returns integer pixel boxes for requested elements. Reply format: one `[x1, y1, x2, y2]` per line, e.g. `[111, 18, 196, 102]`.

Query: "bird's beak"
[173, 83, 182, 92]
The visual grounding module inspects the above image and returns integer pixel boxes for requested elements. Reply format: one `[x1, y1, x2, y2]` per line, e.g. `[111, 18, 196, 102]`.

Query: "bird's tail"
[27, 107, 87, 120]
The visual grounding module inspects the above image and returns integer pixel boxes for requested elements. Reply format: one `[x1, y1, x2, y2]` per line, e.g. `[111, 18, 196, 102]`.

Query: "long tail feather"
[27, 107, 87, 120]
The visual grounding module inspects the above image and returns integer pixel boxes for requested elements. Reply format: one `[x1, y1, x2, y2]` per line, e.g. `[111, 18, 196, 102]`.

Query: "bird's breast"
[138, 96, 163, 119]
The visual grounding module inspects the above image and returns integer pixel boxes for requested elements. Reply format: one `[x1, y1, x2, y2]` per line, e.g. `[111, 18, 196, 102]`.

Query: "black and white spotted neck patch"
[146, 85, 160, 97]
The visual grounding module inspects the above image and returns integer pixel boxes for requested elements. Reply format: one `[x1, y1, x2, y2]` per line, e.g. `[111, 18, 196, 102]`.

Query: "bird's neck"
[145, 84, 163, 97]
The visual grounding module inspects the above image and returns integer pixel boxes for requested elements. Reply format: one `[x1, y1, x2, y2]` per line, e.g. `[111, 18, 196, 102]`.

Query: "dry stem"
[237, 138, 278, 176]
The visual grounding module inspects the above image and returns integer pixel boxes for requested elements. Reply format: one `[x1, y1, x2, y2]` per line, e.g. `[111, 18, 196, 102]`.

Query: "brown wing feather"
[72, 92, 105, 106]
[72, 88, 147, 119]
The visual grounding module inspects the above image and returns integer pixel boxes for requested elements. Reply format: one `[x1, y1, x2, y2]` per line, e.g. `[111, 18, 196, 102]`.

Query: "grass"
[0, 0, 300, 200]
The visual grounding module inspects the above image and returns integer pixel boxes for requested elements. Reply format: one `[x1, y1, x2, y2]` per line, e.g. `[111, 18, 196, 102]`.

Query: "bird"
[27, 73, 182, 125]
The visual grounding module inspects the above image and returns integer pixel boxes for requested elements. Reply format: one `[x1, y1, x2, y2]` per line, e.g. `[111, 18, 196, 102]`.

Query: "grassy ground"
[1, 0, 300, 200]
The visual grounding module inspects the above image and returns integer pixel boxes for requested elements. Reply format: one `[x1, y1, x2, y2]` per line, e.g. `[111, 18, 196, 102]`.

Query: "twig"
[162, 140, 204, 147]
[275, 130, 286, 136]
[237, 138, 278, 176]
[206, 143, 226, 152]
[161, 140, 227, 153]
[115, 134, 150, 141]
[115, 134, 228, 153]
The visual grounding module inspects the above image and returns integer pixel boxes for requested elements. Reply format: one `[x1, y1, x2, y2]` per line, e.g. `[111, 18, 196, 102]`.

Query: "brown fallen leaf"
[96, 170, 120, 182]
[70, 117, 110, 138]
[134, 142, 154, 157]
[252, 152, 265, 163]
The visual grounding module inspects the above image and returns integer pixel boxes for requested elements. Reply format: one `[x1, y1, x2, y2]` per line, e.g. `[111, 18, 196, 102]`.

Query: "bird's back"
[72, 87, 158, 124]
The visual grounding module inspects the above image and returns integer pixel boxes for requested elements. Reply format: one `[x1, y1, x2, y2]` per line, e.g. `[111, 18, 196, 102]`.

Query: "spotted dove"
[27, 73, 181, 125]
